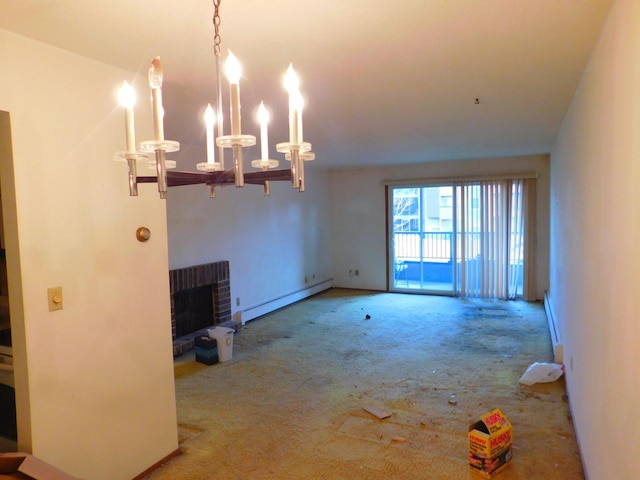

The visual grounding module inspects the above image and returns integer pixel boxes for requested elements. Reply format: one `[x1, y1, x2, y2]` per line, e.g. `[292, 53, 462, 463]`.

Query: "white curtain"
[456, 178, 534, 300]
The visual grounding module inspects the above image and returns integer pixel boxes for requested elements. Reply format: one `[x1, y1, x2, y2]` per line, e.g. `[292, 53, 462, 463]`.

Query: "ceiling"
[0, 0, 614, 170]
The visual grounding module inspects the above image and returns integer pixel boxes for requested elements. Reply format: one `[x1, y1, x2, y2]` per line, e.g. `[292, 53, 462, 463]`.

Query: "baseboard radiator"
[238, 279, 333, 324]
[544, 291, 564, 364]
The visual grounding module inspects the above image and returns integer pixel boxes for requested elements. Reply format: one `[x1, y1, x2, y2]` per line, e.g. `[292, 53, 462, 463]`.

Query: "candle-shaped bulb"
[148, 57, 165, 141]
[285, 64, 301, 145]
[118, 81, 136, 109]
[258, 101, 269, 161]
[258, 101, 269, 125]
[118, 81, 137, 153]
[148, 57, 163, 88]
[204, 104, 216, 164]
[205, 104, 216, 129]
[225, 50, 241, 84]
[284, 63, 299, 93]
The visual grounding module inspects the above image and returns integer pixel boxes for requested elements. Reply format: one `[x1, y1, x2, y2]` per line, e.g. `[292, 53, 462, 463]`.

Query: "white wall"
[166, 145, 332, 323]
[550, 0, 638, 478]
[0, 31, 178, 479]
[330, 155, 550, 299]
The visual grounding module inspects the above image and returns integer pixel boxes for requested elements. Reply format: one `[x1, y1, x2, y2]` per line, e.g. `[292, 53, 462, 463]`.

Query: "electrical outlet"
[355, 269, 359, 276]
[48, 286, 63, 311]
[304, 276, 308, 284]
[236, 297, 240, 307]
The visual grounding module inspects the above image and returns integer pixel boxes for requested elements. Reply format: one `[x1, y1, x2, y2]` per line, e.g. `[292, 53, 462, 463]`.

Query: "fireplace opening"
[170, 261, 231, 356]
[173, 286, 214, 338]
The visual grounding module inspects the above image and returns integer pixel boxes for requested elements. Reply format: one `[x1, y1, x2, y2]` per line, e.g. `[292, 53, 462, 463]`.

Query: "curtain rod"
[382, 172, 538, 186]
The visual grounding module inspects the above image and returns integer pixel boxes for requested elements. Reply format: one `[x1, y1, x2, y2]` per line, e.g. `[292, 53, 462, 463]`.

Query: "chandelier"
[114, 0, 314, 199]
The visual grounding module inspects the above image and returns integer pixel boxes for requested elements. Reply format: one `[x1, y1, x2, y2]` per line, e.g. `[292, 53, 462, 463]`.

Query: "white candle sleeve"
[205, 105, 215, 164]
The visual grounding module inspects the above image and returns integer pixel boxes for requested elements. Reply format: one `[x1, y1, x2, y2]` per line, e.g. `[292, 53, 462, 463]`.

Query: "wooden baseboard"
[132, 448, 181, 480]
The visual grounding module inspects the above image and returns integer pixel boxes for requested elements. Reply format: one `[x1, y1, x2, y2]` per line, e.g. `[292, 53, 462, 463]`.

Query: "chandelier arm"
[244, 169, 292, 184]
[135, 168, 293, 189]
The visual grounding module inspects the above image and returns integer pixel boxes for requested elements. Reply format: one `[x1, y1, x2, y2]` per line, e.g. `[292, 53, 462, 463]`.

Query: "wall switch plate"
[48, 286, 63, 311]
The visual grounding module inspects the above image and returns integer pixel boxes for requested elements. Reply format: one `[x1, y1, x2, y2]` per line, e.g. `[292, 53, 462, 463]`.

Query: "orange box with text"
[468, 408, 513, 478]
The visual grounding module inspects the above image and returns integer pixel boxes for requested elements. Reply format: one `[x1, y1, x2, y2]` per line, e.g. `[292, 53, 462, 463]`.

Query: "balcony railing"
[393, 231, 523, 264]
[393, 231, 524, 295]
[394, 231, 454, 263]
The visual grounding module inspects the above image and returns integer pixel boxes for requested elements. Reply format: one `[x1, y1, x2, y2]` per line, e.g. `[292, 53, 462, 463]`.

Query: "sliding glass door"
[390, 185, 456, 294]
[389, 178, 534, 299]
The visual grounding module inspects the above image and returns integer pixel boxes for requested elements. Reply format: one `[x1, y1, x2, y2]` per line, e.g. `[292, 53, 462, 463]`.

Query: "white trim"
[544, 291, 564, 364]
[238, 279, 333, 324]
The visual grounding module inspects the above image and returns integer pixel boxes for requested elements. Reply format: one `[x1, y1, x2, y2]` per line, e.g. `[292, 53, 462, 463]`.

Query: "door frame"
[387, 183, 457, 295]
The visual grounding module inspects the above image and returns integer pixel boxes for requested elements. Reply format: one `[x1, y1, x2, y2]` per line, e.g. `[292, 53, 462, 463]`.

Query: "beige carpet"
[144, 288, 582, 479]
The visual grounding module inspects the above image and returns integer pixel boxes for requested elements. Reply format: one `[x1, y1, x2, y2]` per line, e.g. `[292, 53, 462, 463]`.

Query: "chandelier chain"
[212, 0, 222, 57]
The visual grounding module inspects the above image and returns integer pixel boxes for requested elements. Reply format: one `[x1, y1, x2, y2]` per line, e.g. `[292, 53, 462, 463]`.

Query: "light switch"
[48, 286, 63, 311]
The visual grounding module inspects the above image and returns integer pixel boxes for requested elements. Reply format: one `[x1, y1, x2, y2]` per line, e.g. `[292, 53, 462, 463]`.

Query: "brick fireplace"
[170, 261, 232, 356]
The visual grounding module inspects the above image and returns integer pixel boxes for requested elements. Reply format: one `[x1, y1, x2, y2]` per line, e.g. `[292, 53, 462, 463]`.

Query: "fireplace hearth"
[170, 261, 231, 356]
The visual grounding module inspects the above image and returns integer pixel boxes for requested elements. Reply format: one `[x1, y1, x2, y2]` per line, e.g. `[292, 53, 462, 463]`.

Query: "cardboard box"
[0, 453, 78, 479]
[468, 408, 513, 478]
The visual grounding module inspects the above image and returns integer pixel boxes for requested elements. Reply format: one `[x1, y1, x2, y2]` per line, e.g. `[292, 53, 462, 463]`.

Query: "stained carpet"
[143, 288, 582, 480]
